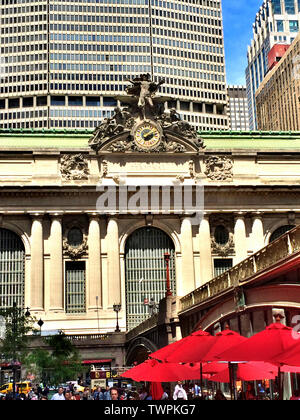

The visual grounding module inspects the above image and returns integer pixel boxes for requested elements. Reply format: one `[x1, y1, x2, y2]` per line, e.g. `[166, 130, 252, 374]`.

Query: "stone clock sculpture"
[88, 74, 205, 154]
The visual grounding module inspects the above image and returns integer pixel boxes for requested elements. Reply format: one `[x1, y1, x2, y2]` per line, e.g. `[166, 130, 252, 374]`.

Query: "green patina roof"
[1, 129, 300, 151]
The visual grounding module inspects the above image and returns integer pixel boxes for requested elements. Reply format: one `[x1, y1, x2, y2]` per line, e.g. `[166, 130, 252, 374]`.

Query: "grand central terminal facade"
[1, 77, 300, 364]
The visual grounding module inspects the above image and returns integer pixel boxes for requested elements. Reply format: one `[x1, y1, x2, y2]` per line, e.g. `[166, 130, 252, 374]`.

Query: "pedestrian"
[81, 387, 90, 400]
[173, 381, 188, 401]
[110, 387, 119, 401]
[192, 383, 201, 397]
[161, 389, 169, 400]
[139, 385, 148, 400]
[28, 387, 39, 400]
[245, 384, 256, 400]
[42, 385, 50, 398]
[93, 386, 103, 400]
[65, 391, 76, 401]
[103, 386, 111, 400]
[51, 387, 66, 400]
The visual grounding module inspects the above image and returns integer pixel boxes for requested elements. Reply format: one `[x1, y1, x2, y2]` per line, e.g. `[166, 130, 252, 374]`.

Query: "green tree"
[25, 333, 83, 386]
[0, 304, 36, 365]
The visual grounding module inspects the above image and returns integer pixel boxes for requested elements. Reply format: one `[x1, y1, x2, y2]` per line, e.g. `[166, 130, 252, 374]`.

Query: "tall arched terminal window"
[125, 227, 176, 331]
[0, 228, 25, 309]
[270, 225, 295, 243]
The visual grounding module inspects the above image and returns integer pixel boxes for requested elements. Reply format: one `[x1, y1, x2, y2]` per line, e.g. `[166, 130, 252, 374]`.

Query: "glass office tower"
[246, 0, 300, 130]
[0, 0, 228, 131]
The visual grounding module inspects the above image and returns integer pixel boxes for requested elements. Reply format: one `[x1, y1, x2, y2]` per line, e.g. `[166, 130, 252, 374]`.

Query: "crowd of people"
[0, 381, 228, 401]
[1, 380, 291, 400]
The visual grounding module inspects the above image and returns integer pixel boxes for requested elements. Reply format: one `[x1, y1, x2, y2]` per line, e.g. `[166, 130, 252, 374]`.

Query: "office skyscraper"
[227, 85, 250, 131]
[0, 0, 228, 132]
[246, 0, 300, 130]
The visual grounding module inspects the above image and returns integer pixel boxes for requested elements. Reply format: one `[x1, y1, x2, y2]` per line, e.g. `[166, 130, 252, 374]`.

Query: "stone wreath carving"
[60, 154, 89, 181]
[63, 223, 88, 259]
[211, 233, 235, 257]
[204, 156, 233, 181]
[210, 215, 235, 256]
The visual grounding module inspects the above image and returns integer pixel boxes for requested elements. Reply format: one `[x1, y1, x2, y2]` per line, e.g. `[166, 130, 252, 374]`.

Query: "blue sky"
[223, 0, 262, 85]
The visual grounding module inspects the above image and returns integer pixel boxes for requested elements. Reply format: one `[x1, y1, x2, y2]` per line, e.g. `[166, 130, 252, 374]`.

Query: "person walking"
[51, 387, 66, 400]
[173, 381, 188, 401]
[110, 387, 119, 401]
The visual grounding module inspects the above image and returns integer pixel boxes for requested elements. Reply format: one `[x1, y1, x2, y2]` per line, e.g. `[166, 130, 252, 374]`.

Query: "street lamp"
[164, 253, 172, 297]
[37, 318, 44, 336]
[113, 304, 121, 333]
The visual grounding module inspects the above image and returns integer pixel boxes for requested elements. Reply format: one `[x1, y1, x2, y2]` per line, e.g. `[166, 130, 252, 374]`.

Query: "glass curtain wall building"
[246, 0, 300, 130]
[0, 0, 228, 131]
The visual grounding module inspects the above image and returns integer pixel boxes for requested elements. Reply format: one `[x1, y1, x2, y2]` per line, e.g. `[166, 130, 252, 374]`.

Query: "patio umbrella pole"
[200, 362, 203, 398]
[278, 366, 282, 400]
[229, 362, 233, 400]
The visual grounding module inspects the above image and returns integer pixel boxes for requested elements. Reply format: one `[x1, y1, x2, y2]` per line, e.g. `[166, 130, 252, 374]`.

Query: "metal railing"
[180, 224, 300, 312]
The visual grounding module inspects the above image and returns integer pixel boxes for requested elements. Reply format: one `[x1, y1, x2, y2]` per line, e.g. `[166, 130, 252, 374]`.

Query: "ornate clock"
[133, 121, 162, 151]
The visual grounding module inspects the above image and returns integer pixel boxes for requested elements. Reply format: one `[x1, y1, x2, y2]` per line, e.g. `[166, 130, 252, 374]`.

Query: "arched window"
[0, 228, 25, 309]
[270, 225, 295, 243]
[125, 227, 176, 331]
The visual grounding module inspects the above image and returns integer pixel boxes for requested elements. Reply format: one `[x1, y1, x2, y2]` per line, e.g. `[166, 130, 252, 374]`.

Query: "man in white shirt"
[51, 387, 65, 400]
[173, 381, 188, 400]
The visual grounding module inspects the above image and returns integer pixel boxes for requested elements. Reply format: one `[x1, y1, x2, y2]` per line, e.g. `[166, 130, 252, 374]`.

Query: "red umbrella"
[272, 338, 300, 368]
[150, 329, 217, 362]
[208, 362, 277, 383]
[120, 358, 207, 382]
[166, 328, 248, 363]
[216, 322, 296, 363]
[215, 321, 297, 399]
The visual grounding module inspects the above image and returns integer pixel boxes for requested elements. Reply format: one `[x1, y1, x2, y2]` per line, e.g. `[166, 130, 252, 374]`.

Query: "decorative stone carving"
[63, 222, 88, 259]
[210, 215, 235, 256]
[107, 137, 187, 154]
[88, 74, 205, 154]
[102, 160, 108, 177]
[234, 286, 246, 311]
[204, 156, 233, 181]
[60, 154, 89, 181]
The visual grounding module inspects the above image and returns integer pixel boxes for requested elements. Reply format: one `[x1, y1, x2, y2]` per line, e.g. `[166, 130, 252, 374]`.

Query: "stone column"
[30, 214, 44, 311]
[180, 217, 195, 296]
[107, 217, 121, 307]
[49, 214, 64, 312]
[234, 213, 248, 263]
[88, 214, 102, 310]
[199, 213, 213, 285]
[251, 212, 265, 252]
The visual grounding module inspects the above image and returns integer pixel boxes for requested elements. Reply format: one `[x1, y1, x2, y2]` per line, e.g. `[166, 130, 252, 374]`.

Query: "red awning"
[82, 359, 112, 364]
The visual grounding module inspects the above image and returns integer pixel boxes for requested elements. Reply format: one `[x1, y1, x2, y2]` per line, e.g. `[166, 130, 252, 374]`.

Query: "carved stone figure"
[89, 74, 205, 153]
[204, 156, 233, 181]
[126, 73, 165, 110]
[60, 154, 89, 181]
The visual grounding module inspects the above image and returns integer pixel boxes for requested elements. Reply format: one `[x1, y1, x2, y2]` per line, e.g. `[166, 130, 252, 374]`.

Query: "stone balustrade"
[180, 224, 300, 313]
[126, 314, 159, 342]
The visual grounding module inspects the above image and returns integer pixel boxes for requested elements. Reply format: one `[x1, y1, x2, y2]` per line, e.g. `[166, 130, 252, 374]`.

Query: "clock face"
[134, 123, 161, 150]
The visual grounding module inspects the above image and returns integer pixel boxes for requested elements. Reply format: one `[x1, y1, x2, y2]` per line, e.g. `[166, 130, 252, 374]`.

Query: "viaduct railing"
[180, 224, 300, 312]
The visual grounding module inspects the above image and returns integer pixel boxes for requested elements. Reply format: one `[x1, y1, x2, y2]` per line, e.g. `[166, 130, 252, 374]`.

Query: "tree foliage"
[25, 333, 83, 386]
[0, 306, 36, 364]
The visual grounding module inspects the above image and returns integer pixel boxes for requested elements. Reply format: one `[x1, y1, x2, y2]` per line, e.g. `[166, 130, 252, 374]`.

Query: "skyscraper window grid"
[0, 0, 228, 131]
[246, 0, 300, 130]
